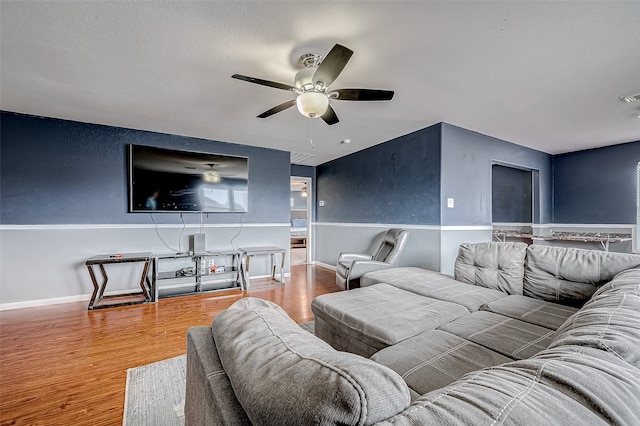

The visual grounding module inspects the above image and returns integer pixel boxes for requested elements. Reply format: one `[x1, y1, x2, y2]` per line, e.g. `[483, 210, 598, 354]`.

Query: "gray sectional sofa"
[185, 243, 640, 425]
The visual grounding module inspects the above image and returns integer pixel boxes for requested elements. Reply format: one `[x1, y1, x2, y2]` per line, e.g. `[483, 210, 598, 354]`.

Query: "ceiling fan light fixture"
[203, 171, 221, 183]
[296, 92, 329, 118]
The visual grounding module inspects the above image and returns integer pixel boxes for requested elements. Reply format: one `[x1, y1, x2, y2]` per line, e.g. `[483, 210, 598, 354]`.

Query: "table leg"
[279, 251, 285, 284]
[244, 255, 251, 289]
[152, 257, 158, 302]
[270, 253, 276, 280]
[87, 265, 100, 309]
[138, 260, 151, 300]
[233, 253, 243, 290]
[97, 264, 109, 301]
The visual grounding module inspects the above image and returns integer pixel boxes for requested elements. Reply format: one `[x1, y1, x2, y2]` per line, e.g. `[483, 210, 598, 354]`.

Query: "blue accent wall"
[316, 124, 442, 225]
[440, 124, 552, 226]
[291, 164, 314, 178]
[0, 111, 290, 225]
[553, 141, 640, 224]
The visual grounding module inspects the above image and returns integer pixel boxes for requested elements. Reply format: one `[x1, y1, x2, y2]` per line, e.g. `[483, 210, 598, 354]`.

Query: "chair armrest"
[338, 252, 373, 263]
[347, 260, 396, 282]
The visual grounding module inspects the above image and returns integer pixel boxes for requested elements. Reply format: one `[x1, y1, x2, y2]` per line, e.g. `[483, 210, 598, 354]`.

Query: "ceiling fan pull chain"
[309, 118, 316, 150]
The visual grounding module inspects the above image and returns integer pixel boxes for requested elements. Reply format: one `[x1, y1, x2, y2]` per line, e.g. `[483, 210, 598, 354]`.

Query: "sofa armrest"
[338, 252, 373, 263]
[185, 326, 251, 426]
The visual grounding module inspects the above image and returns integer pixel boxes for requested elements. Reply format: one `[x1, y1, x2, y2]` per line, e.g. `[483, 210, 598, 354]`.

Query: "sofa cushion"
[311, 284, 470, 357]
[371, 330, 512, 397]
[591, 267, 640, 298]
[481, 295, 578, 330]
[454, 242, 528, 295]
[523, 245, 640, 307]
[438, 311, 554, 360]
[550, 269, 640, 368]
[212, 297, 411, 426]
[360, 267, 507, 311]
[377, 345, 640, 426]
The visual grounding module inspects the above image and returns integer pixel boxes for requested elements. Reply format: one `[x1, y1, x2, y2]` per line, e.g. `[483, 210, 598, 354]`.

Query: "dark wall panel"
[553, 141, 639, 224]
[316, 124, 441, 225]
[492, 165, 532, 223]
[0, 112, 290, 225]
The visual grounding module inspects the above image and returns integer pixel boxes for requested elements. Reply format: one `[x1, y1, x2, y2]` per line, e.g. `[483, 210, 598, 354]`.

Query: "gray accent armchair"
[336, 228, 409, 290]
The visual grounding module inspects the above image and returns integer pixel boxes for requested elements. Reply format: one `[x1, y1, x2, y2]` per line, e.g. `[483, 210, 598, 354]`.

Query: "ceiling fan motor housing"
[298, 53, 322, 69]
[295, 67, 323, 92]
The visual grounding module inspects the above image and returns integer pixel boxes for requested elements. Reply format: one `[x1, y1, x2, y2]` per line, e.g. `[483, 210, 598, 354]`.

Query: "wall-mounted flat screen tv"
[128, 145, 248, 213]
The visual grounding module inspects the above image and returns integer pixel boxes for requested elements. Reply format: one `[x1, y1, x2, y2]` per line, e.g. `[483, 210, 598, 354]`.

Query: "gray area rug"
[123, 321, 315, 425]
[124, 354, 187, 426]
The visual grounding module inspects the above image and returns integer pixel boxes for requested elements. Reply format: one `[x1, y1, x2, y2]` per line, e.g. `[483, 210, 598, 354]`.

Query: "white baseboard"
[312, 261, 336, 271]
[0, 273, 294, 311]
[0, 294, 90, 311]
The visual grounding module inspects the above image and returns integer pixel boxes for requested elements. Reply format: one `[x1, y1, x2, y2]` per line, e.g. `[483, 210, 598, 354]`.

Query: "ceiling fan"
[232, 44, 394, 125]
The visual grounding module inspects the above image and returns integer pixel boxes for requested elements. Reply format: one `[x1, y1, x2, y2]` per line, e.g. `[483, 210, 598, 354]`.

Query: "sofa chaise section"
[311, 283, 469, 358]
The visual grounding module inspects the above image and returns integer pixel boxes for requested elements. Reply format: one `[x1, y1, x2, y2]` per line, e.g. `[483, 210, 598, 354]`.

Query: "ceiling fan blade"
[232, 74, 296, 92]
[320, 105, 339, 125]
[312, 44, 353, 88]
[332, 89, 395, 101]
[257, 99, 296, 118]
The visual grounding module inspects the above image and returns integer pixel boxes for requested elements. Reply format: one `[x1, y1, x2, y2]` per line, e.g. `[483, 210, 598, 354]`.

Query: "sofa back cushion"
[454, 242, 528, 295]
[524, 245, 640, 307]
[212, 297, 410, 426]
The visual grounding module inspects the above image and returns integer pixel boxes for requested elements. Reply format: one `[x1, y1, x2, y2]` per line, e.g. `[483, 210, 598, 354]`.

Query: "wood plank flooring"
[0, 264, 338, 425]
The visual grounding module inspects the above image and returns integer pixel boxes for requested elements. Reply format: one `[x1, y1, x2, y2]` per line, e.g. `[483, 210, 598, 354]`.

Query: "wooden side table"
[238, 246, 286, 289]
[85, 252, 154, 310]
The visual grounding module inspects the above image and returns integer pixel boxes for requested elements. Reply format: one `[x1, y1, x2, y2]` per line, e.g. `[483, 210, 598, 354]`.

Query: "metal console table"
[238, 246, 286, 289]
[85, 252, 154, 310]
[154, 250, 243, 299]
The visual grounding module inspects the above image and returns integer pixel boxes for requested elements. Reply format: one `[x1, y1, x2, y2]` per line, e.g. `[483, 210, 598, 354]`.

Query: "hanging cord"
[309, 118, 316, 150]
[229, 214, 245, 250]
[150, 213, 179, 252]
[177, 213, 186, 253]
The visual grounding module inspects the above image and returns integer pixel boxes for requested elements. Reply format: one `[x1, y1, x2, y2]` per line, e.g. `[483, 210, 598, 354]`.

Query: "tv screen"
[128, 145, 248, 213]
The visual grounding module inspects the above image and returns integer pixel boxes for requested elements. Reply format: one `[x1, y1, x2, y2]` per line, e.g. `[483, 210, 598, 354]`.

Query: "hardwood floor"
[0, 264, 338, 425]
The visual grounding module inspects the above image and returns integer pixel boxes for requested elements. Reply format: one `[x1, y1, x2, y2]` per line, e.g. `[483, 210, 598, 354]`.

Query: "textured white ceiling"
[1, 1, 639, 166]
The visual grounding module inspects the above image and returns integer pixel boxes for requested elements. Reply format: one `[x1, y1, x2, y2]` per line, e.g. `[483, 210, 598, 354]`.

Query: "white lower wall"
[440, 227, 493, 275]
[0, 223, 290, 310]
[313, 223, 494, 277]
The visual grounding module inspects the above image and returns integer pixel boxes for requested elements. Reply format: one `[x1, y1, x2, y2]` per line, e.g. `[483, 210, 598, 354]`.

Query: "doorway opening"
[290, 177, 312, 265]
[491, 164, 533, 224]
[491, 163, 540, 243]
